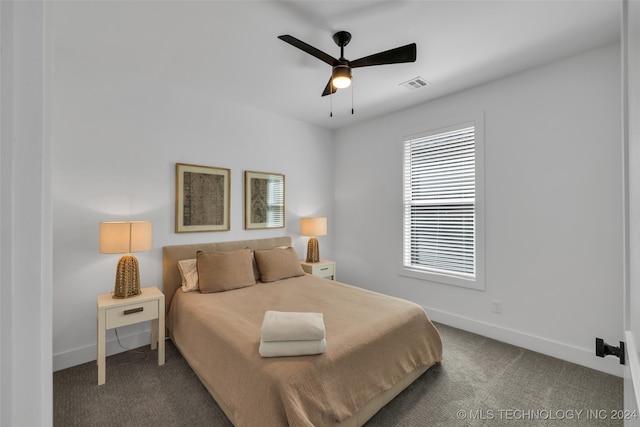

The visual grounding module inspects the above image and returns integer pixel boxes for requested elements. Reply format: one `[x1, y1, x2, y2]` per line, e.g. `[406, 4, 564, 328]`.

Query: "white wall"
[1, 1, 53, 425]
[51, 3, 334, 370]
[334, 43, 623, 376]
[50, 1, 623, 380]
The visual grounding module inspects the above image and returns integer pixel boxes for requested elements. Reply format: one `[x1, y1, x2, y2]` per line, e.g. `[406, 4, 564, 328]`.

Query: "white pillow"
[178, 258, 199, 292]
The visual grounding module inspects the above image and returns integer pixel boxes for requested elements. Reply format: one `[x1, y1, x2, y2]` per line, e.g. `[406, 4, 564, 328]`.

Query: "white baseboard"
[53, 328, 152, 372]
[425, 306, 624, 378]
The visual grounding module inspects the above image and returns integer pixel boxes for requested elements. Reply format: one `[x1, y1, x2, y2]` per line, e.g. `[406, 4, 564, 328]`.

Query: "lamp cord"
[114, 328, 135, 350]
[113, 328, 146, 355]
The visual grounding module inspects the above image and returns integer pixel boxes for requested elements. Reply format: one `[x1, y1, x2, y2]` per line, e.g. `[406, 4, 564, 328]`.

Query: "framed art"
[244, 170, 285, 229]
[176, 163, 230, 232]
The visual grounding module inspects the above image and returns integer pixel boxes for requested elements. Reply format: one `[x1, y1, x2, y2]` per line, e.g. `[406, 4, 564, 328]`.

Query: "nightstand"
[96, 286, 165, 385]
[301, 260, 336, 281]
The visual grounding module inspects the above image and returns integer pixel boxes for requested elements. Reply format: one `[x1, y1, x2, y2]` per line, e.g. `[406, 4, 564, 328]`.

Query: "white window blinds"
[403, 125, 476, 279]
[267, 178, 284, 225]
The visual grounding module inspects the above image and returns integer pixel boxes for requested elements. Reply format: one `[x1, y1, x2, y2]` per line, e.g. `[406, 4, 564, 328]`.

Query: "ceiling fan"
[278, 31, 417, 97]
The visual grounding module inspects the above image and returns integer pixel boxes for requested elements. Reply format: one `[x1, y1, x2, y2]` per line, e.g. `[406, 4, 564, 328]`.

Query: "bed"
[163, 236, 442, 427]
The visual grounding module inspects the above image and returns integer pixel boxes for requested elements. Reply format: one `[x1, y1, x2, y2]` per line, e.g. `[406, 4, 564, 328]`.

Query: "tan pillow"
[197, 248, 256, 293]
[178, 258, 199, 292]
[254, 247, 305, 283]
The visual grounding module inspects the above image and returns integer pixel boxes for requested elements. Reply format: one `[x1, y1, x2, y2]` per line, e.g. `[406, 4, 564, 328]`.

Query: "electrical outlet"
[492, 300, 503, 314]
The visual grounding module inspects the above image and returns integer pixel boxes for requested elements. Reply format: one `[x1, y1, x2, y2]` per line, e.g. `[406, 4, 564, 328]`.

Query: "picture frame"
[176, 163, 230, 233]
[244, 170, 285, 230]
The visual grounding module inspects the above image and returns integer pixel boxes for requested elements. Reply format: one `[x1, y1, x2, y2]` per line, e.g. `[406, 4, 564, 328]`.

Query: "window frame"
[400, 117, 485, 291]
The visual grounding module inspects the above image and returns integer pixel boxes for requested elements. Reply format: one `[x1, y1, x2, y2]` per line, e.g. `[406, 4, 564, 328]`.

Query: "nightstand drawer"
[301, 260, 336, 280]
[311, 263, 334, 277]
[105, 300, 158, 329]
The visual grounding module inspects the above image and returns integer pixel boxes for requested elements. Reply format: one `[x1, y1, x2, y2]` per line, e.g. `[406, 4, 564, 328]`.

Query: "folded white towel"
[259, 338, 327, 358]
[260, 311, 325, 342]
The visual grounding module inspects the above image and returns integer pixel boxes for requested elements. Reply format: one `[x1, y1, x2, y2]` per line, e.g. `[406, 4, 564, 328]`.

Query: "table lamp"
[300, 217, 327, 263]
[100, 221, 152, 299]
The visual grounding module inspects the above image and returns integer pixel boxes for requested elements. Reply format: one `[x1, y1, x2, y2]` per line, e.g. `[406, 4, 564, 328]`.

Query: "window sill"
[399, 266, 485, 291]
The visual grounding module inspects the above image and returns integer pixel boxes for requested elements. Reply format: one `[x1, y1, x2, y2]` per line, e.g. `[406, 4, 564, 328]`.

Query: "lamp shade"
[300, 217, 327, 237]
[100, 221, 153, 254]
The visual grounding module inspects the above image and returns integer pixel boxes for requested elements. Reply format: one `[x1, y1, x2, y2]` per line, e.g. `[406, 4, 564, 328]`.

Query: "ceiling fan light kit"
[278, 31, 416, 116]
[332, 65, 351, 88]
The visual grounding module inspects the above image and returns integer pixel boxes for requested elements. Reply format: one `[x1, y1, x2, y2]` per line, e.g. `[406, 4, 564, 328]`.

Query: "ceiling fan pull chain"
[330, 83, 333, 117]
[351, 78, 355, 115]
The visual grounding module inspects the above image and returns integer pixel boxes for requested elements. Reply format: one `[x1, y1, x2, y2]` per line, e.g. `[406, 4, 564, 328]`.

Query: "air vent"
[400, 77, 431, 91]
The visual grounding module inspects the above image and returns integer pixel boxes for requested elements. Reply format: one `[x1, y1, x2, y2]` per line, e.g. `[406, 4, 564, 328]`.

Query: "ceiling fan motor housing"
[332, 64, 351, 79]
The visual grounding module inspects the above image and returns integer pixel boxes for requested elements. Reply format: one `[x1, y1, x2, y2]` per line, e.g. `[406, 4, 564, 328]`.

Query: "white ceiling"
[54, 0, 621, 130]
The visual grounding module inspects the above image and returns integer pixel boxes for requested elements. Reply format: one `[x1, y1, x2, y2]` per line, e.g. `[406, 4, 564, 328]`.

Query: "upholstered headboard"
[162, 236, 292, 316]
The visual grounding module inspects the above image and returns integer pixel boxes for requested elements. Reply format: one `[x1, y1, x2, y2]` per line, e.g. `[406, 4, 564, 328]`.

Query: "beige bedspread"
[168, 274, 442, 427]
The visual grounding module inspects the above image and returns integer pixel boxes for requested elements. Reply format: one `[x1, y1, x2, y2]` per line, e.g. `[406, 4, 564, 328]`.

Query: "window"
[402, 121, 484, 289]
[266, 178, 284, 225]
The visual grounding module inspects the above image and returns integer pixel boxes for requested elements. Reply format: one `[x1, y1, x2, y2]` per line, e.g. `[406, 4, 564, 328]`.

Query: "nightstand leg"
[151, 318, 158, 350]
[97, 310, 106, 385]
[158, 296, 165, 365]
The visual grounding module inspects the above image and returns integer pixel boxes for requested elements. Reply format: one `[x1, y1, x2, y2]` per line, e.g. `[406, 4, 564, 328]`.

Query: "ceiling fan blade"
[278, 35, 338, 67]
[350, 43, 417, 68]
[321, 78, 338, 97]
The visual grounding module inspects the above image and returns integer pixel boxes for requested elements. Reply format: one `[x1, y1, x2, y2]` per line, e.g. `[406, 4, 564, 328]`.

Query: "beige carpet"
[54, 323, 623, 426]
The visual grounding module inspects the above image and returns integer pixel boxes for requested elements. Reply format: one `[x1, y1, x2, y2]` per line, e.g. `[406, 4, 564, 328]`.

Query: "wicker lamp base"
[306, 237, 320, 263]
[113, 254, 142, 299]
